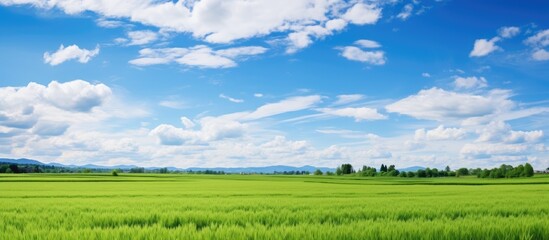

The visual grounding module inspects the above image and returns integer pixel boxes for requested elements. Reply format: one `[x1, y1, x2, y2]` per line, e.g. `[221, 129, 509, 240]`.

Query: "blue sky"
[0, 0, 548, 169]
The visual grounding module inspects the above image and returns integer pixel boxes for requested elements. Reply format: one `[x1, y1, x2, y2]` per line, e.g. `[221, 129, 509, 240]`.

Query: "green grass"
[1, 174, 549, 239]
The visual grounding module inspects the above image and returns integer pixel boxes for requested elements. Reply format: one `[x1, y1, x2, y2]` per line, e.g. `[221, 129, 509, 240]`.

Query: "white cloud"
[316, 129, 380, 139]
[0, 79, 118, 145]
[460, 142, 531, 159]
[43, 80, 112, 112]
[354, 39, 381, 48]
[152, 95, 323, 146]
[1, 0, 388, 52]
[180, 117, 195, 129]
[318, 107, 386, 121]
[476, 121, 543, 144]
[219, 94, 244, 103]
[31, 121, 70, 136]
[524, 29, 549, 47]
[505, 130, 543, 144]
[532, 49, 549, 61]
[253, 93, 263, 98]
[339, 46, 386, 65]
[386, 87, 514, 122]
[260, 135, 309, 154]
[342, 3, 382, 25]
[415, 125, 466, 141]
[498, 26, 520, 38]
[334, 94, 365, 105]
[159, 100, 187, 109]
[243, 95, 322, 120]
[126, 30, 159, 45]
[360, 148, 392, 159]
[397, 4, 413, 20]
[96, 18, 127, 28]
[43, 44, 99, 66]
[150, 116, 247, 145]
[469, 37, 500, 57]
[422, 72, 431, 78]
[454, 76, 488, 89]
[129, 45, 267, 68]
[325, 18, 347, 31]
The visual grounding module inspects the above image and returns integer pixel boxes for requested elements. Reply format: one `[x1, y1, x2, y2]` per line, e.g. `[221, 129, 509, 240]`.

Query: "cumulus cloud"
[386, 87, 514, 122]
[42, 80, 112, 112]
[469, 37, 500, 57]
[414, 125, 467, 141]
[524, 29, 549, 47]
[342, 3, 382, 25]
[1, 0, 388, 52]
[532, 49, 549, 61]
[476, 121, 543, 144]
[0, 80, 111, 121]
[180, 117, 195, 129]
[126, 30, 159, 45]
[129, 45, 267, 68]
[339, 46, 386, 65]
[43, 44, 99, 66]
[460, 142, 530, 159]
[469, 26, 522, 58]
[498, 26, 520, 38]
[422, 72, 431, 78]
[260, 135, 309, 154]
[454, 76, 488, 89]
[524, 29, 549, 61]
[338, 39, 386, 65]
[0, 79, 115, 149]
[150, 116, 247, 145]
[318, 107, 386, 121]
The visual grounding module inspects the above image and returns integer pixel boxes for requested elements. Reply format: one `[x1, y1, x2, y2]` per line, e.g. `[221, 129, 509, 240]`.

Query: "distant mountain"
[0, 158, 44, 165]
[398, 166, 426, 172]
[0, 158, 334, 173]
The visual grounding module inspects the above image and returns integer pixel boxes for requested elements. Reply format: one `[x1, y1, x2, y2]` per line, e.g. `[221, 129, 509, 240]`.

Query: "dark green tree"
[340, 164, 354, 174]
[456, 168, 469, 177]
[314, 169, 323, 175]
[524, 163, 534, 177]
[380, 164, 387, 172]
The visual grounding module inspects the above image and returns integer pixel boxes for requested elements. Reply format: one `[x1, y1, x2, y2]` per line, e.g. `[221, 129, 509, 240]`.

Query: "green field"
[1, 174, 549, 239]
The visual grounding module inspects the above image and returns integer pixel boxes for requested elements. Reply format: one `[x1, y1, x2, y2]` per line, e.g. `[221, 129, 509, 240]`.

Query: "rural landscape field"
[2, 173, 549, 239]
[1, 1, 549, 239]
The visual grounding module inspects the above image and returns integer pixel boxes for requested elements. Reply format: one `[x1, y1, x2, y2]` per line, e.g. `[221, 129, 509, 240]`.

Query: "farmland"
[1, 174, 549, 239]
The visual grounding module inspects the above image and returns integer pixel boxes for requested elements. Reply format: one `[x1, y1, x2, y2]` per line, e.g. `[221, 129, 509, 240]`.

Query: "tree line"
[0, 161, 537, 178]
[313, 163, 535, 178]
